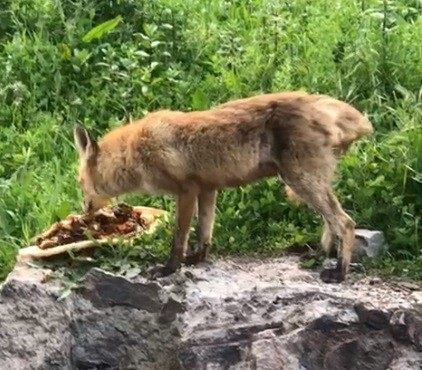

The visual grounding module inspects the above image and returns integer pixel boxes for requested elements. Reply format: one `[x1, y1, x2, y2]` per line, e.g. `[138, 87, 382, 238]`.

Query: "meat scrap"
[34, 204, 149, 249]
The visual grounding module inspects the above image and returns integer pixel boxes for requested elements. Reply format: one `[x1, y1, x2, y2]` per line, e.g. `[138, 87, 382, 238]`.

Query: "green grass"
[0, 0, 421, 281]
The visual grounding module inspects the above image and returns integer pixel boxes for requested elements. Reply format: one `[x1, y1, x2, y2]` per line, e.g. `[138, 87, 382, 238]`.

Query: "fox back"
[79, 92, 371, 199]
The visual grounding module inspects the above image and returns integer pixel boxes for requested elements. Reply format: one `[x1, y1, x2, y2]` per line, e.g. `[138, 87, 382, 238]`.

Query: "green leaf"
[82, 16, 123, 43]
[300, 258, 318, 269]
[191, 89, 208, 110]
[150, 61, 160, 70]
[368, 12, 385, 20]
[74, 49, 91, 63]
[135, 50, 150, 58]
[57, 43, 71, 59]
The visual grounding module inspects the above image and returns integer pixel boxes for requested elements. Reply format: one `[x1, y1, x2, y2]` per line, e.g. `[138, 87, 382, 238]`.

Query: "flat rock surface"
[0, 256, 421, 369]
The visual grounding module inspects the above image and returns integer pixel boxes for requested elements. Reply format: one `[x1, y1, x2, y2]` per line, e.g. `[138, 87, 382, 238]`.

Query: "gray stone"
[354, 302, 391, 330]
[0, 257, 421, 370]
[81, 268, 161, 312]
[353, 229, 387, 261]
[390, 310, 422, 350]
[410, 291, 422, 312]
[159, 296, 185, 323]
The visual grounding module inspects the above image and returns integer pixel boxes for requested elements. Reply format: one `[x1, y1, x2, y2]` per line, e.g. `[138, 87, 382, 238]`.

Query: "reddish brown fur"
[74, 91, 373, 281]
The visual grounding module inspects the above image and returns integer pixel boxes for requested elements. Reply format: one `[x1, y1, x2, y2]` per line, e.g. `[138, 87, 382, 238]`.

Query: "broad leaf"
[82, 16, 123, 43]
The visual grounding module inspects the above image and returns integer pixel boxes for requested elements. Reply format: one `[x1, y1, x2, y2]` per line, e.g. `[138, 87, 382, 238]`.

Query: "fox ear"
[74, 125, 98, 159]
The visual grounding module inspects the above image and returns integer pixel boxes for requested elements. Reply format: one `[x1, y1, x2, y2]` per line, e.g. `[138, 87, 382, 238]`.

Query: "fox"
[73, 91, 373, 283]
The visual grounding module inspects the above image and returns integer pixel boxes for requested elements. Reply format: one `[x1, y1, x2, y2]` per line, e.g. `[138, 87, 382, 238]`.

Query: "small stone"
[273, 296, 282, 305]
[354, 303, 391, 330]
[184, 270, 194, 280]
[353, 229, 387, 261]
[369, 277, 382, 285]
[349, 262, 365, 273]
[410, 291, 422, 309]
[158, 297, 185, 323]
[71, 345, 119, 369]
[390, 310, 422, 350]
[398, 281, 420, 291]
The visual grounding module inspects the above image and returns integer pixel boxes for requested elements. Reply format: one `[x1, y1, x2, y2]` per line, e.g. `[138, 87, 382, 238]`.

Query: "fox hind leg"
[282, 178, 337, 257]
[277, 148, 355, 283]
[284, 177, 355, 282]
[321, 218, 337, 258]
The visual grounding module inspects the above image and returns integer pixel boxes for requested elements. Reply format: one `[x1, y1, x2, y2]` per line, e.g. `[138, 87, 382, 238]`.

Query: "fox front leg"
[185, 190, 217, 265]
[149, 191, 197, 278]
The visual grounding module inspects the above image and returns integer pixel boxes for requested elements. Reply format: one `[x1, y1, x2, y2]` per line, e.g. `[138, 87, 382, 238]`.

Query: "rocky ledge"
[0, 257, 421, 369]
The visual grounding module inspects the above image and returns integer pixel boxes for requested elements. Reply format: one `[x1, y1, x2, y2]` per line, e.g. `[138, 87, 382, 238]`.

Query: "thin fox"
[74, 91, 373, 282]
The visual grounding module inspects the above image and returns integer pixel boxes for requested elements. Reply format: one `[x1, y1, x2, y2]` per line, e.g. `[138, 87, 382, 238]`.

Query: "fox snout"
[81, 194, 110, 215]
[82, 199, 94, 214]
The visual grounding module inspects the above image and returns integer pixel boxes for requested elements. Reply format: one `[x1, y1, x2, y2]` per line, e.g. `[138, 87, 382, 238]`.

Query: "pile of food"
[34, 204, 149, 249]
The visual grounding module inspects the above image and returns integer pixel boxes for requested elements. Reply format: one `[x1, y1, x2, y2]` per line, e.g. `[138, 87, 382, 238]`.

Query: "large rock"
[0, 257, 421, 370]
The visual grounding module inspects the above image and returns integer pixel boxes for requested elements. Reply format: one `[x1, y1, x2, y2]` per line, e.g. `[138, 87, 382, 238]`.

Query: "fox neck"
[93, 150, 142, 197]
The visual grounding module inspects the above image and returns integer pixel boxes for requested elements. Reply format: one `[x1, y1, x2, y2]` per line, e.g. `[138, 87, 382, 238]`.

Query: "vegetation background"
[0, 0, 420, 281]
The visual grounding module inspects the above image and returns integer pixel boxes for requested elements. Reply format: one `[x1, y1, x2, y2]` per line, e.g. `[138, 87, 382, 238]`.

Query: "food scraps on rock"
[34, 204, 148, 249]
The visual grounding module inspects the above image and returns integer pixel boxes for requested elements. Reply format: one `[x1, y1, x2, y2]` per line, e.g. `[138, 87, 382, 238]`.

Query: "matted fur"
[74, 91, 373, 281]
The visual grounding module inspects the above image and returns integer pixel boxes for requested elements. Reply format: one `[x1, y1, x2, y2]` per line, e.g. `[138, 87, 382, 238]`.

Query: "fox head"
[73, 125, 111, 214]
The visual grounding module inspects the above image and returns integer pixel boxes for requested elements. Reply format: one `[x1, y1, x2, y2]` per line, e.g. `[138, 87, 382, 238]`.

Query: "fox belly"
[176, 127, 278, 190]
[191, 161, 279, 189]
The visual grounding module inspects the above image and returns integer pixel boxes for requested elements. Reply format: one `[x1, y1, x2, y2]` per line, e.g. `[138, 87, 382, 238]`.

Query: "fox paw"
[184, 250, 209, 266]
[184, 243, 211, 266]
[320, 267, 344, 283]
[320, 259, 345, 283]
[320, 257, 347, 284]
